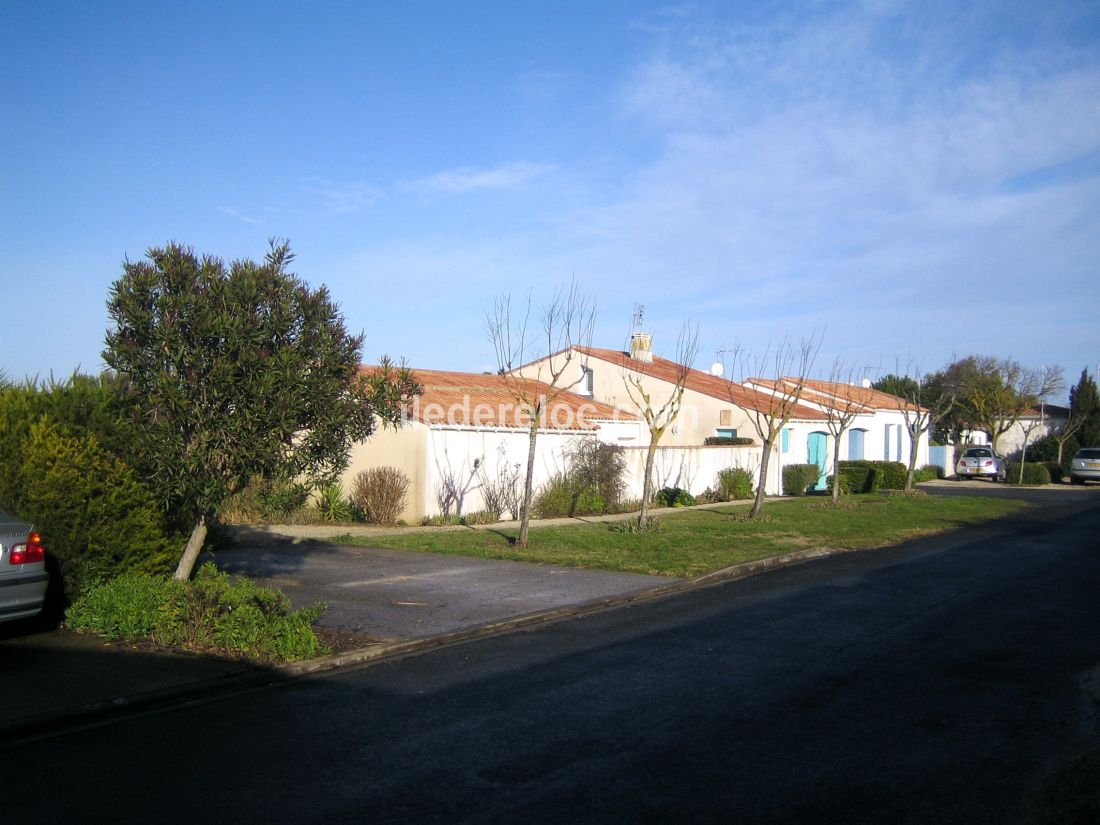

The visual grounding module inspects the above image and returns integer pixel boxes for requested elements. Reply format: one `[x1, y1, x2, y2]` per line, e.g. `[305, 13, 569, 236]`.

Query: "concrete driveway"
[211, 538, 675, 641]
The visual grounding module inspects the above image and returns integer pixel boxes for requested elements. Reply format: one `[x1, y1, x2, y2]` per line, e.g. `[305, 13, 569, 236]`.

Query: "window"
[716, 428, 738, 439]
[582, 367, 593, 396]
[781, 428, 791, 453]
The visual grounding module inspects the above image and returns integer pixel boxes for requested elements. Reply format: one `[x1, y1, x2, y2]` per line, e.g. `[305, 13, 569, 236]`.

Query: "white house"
[341, 367, 641, 522]
[745, 377, 931, 488]
[515, 335, 831, 496]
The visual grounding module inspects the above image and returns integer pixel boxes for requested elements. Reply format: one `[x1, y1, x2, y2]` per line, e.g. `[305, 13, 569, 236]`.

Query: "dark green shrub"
[18, 419, 178, 598]
[1005, 462, 1051, 486]
[66, 564, 326, 663]
[654, 487, 696, 507]
[828, 465, 877, 495]
[915, 464, 945, 482]
[715, 467, 754, 500]
[838, 460, 908, 490]
[350, 467, 409, 525]
[703, 436, 756, 446]
[1041, 462, 1064, 483]
[783, 464, 821, 496]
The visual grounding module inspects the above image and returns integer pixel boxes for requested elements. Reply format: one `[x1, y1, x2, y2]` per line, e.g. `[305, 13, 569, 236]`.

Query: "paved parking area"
[211, 540, 675, 641]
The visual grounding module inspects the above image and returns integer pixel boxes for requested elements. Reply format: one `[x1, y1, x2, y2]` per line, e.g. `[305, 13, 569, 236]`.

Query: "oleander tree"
[104, 240, 418, 580]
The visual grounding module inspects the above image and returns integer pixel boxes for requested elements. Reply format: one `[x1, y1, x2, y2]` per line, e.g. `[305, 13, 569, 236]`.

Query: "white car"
[1, 510, 49, 622]
[955, 447, 1006, 482]
[1070, 448, 1100, 485]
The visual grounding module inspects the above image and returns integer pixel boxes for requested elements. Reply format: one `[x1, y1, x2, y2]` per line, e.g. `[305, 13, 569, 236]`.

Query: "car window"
[1077, 449, 1100, 460]
[965, 449, 992, 458]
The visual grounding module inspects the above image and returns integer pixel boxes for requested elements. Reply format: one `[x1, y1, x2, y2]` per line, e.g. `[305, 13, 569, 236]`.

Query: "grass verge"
[334, 495, 1026, 578]
[66, 564, 328, 663]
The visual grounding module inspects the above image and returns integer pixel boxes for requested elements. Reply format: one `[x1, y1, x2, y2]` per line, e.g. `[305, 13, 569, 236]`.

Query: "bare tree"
[1050, 408, 1084, 465]
[734, 335, 821, 518]
[618, 322, 699, 528]
[817, 361, 868, 504]
[878, 359, 958, 490]
[486, 283, 596, 549]
[956, 357, 1063, 454]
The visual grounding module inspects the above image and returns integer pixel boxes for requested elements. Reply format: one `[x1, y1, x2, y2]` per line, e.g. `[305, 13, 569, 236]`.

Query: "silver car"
[1070, 448, 1100, 484]
[955, 447, 1006, 481]
[0, 510, 49, 622]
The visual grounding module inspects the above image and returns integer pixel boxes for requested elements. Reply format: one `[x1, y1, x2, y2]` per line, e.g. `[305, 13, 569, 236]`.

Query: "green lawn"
[333, 495, 1026, 578]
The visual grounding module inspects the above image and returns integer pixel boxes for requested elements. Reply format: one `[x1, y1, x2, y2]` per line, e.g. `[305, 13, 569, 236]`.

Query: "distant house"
[991, 403, 1070, 458]
[341, 367, 640, 522]
[745, 377, 931, 488]
[515, 335, 830, 495]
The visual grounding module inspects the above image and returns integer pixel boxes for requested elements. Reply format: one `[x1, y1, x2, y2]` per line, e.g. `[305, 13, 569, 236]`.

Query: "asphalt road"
[3, 488, 1099, 824]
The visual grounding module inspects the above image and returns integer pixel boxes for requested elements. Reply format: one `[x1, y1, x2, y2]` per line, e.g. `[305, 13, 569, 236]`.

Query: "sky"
[2, 0, 1098, 401]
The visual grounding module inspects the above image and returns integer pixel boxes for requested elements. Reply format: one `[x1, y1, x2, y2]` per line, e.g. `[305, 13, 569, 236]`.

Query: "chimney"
[629, 332, 653, 363]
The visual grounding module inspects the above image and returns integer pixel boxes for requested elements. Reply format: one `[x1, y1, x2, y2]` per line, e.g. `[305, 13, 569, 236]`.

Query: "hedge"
[703, 436, 757, 446]
[1005, 462, 1051, 486]
[783, 463, 820, 496]
[715, 467, 754, 500]
[838, 460, 909, 490]
[829, 465, 878, 495]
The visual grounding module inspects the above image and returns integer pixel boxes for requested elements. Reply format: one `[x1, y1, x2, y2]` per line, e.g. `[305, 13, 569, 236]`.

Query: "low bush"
[915, 464, 945, 482]
[703, 436, 756, 446]
[783, 464, 820, 496]
[1005, 462, 1052, 486]
[534, 473, 606, 518]
[654, 487, 696, 507]
[315, 484, 355, 523]
[351, 467, 410, 525]
[419, 514, 463, 526]
[1041, 462, 1064, 483]
[66, 564, 327, 663]
[715, 467, 754, 501]
[461, 510, 498, 526]
[610, 517, 662, 533]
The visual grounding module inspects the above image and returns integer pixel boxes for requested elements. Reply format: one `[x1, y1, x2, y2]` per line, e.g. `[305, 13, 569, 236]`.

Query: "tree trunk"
[751, 437, 774, 518]
[173, 515, 208, 581]
[831, 435, 843, 504]
[905, 425, 921, 492]
[1018, 441, 1028, 485]
[637, 440, 659, 528]
[516, 421, 539, 549]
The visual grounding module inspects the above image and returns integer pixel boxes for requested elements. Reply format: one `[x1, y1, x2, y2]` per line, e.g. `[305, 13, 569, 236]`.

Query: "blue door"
[807, 432, 829, 490]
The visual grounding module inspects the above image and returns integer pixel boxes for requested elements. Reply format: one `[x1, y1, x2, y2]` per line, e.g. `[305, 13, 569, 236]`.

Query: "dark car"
[0, 509, 49, 622]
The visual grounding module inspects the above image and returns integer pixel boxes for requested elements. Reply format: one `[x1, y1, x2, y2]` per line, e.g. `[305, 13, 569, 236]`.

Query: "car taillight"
[984, 460, 993, 467]
[9, 531, 45, 565]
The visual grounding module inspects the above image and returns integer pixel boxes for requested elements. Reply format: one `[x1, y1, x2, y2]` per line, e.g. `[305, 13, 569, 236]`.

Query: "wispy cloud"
[405, 161, 555, 194]
[217, 206, 263, 225]
[301, 179, 383, 213]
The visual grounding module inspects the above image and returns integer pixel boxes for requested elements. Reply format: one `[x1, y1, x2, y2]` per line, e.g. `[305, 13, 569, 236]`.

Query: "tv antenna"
[632, 303, 645, 331]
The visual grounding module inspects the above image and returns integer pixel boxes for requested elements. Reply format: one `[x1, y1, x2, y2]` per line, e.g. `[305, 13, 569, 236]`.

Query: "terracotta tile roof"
[752, 377, 923, 414]
[359, 366, 632, 430]
[575, 346, 827, 421]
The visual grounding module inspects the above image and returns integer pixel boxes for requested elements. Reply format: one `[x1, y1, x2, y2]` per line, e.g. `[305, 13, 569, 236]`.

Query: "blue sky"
[3, 0, 1098, 399]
